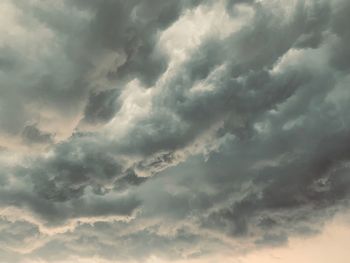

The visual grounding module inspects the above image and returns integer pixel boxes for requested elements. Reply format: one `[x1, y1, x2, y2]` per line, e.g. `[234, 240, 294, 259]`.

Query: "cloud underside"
[0, 0, 350, 262]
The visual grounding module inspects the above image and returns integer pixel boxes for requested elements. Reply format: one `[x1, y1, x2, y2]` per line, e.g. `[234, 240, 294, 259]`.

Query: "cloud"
[0, 0, 350, 262]
[21, 124, 54, 145]
[81, 89, 122, 125]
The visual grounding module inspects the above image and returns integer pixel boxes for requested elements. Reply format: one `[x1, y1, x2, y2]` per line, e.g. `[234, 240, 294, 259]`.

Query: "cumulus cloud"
[0, 0, 350, 262]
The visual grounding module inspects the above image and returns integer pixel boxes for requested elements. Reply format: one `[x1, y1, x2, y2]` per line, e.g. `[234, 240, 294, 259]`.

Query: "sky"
[0, 0, 350, 262]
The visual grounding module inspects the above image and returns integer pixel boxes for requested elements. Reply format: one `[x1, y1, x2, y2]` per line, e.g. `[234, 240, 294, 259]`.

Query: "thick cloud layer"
[0, 0, 350, 262]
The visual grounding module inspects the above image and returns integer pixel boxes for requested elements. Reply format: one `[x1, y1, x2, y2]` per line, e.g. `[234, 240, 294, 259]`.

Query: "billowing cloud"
[0, 0, 350, 262]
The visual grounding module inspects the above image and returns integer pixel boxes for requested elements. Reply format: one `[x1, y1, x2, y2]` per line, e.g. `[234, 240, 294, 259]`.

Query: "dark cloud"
[82, 89, 121, 125]
[0, 0, 207, 143]
[21, 123, 54, 145]
[67, 0, 210, 87]
[329, 0, 350, 71]
[1, 0, 350, 262]
[27, 137, 131, 201]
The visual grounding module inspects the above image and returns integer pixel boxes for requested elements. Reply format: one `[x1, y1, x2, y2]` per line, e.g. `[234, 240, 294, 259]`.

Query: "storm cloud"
[0, 0, 350, 262]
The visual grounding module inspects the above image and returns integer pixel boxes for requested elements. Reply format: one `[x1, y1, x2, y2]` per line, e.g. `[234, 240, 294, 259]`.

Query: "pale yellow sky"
[236, 216, 350, 263]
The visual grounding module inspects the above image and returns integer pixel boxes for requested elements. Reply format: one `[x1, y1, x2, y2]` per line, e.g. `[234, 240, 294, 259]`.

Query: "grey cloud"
[68, 0, 207, 86]
[1, 0, 350, 262]
[0, 186, 140, 227]
[28, 139, 125, 201]
[0, 0, 206, 144]
[22, 123, 54, 145]
[82, 89, 121, 125]
[116, 0, 330, 157]
[30, 223, 205, 262]
[329, 0, 350, 71]
[0, 47, 20, 72]
[0, 219, 42, 253]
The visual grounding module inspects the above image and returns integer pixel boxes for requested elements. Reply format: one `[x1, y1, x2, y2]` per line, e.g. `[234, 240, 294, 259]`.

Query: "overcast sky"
[0, 0, 350, 262]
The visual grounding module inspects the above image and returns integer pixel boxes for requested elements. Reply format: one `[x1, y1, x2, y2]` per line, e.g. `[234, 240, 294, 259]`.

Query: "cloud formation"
[0, 0, 350, 262]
